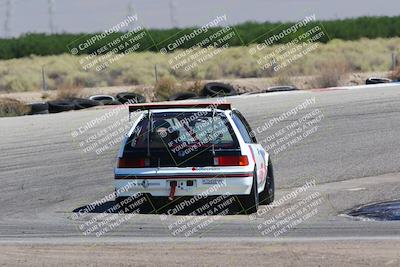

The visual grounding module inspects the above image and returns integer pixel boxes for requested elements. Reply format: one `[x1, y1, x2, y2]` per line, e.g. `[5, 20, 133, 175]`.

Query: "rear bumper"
[114, 175, 253, 197]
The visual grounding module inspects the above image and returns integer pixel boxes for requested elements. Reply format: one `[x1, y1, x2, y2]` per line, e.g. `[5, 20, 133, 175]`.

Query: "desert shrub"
[41, 92, 50, 100]
[1, 74, 36, 92]
[312, 59, 351, 88]
[154, 76, 179, 100]
[185, 80, 204, 94]
[0, 98, 30, 117]
[55, 86, 83, 100]
[390, 66, 400, 80]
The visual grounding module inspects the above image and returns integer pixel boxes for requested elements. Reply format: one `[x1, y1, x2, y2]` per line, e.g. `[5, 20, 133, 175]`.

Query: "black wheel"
[116, 92, 146, 104]
[48, 100, 75, 113]
[365, 77, 392, 85]
[201, 82, 237, 97]
[29, 102, 49, 115]
[240, 169, 259, 214]
[89, 95, 115, 102]
[168, 92, 198, 101]
[88, 95, 120, 105]
[259, 158, 275, 205]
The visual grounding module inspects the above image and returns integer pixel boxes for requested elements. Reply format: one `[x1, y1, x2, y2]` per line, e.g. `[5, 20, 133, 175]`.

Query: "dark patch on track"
[348, 200, 400, 221]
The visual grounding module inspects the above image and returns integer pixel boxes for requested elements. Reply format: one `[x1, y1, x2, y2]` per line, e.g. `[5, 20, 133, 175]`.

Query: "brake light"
[214, 155, 249, 166]
[117, 158, 146, 168]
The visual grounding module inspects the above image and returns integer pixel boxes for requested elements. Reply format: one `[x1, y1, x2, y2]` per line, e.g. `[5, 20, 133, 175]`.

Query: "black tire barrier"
[201, 82, 237, 97]
[71, 98, 102, 110]
[264, 85, 298, 93]
[100, 99, 122, 105]
[366, 77, 392, 85]
[168, 92, 198, 101]
[116, 92, 146, 104]
[29, 102, 49, 115]
[88, 95, 120, 105]
[48, 100, 76, 113]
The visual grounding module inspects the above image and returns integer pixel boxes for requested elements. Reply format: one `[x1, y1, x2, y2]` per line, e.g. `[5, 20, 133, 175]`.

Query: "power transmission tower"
[48, 0, 55, 34]
[3, 0, 11, 37]
[127, 0, 136, 31]
[169, 0, 179, 28]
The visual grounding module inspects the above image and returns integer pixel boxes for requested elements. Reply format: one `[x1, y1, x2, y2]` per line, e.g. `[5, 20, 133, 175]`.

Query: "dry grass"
[275, 74, 293, 86]
[0, 98, 30, 117]
[0, 38, 399, 93]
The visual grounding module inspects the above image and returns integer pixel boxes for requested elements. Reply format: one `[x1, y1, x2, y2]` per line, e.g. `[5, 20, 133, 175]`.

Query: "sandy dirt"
[1, 240, 399, 266]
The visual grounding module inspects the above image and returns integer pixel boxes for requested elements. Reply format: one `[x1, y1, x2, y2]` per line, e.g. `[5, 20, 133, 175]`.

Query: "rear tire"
[259, 158, 275, 205]
[240, 170, 259, 214]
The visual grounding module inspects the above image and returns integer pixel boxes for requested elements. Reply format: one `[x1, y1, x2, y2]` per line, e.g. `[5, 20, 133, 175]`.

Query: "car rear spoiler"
[128, 103, 232, 113]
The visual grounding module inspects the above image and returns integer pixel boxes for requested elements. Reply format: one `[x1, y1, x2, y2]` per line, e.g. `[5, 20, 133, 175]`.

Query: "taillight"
[117, 158, 146, 168]
[214, 155, 249, 166]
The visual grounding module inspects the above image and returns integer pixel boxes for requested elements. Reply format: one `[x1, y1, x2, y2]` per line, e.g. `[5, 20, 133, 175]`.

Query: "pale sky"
[1, 0, 400, 37]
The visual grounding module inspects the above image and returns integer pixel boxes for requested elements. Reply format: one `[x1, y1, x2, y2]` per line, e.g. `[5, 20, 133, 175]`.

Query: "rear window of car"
[126, 111, 239, 151]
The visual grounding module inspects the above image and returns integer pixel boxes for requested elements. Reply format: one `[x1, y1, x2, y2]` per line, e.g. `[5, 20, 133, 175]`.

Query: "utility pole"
[154, 65, 159, 84]
[169, 0, 179, 28]
[42, 65, 48, 91]
[391, 51, 397, 71]
[3, 0, 11, 38]
[48, 0, 55, 34]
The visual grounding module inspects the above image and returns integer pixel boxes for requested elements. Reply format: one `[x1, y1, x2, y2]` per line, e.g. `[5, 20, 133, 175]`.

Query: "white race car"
[114, 102, 274, 214]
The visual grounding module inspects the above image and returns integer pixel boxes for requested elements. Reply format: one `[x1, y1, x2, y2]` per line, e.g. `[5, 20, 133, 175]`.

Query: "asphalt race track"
[0, 84, 400, 265]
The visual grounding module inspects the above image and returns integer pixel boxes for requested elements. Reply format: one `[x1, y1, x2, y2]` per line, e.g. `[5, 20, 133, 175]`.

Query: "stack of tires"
[28, 91, 147, 115]
[47, 98, 101, 113]
[201, 82, 237, 97]
[29, 98, 103, 115]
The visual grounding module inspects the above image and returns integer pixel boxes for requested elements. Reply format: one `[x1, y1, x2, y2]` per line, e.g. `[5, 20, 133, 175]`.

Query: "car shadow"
[73, 195, 247, 215]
